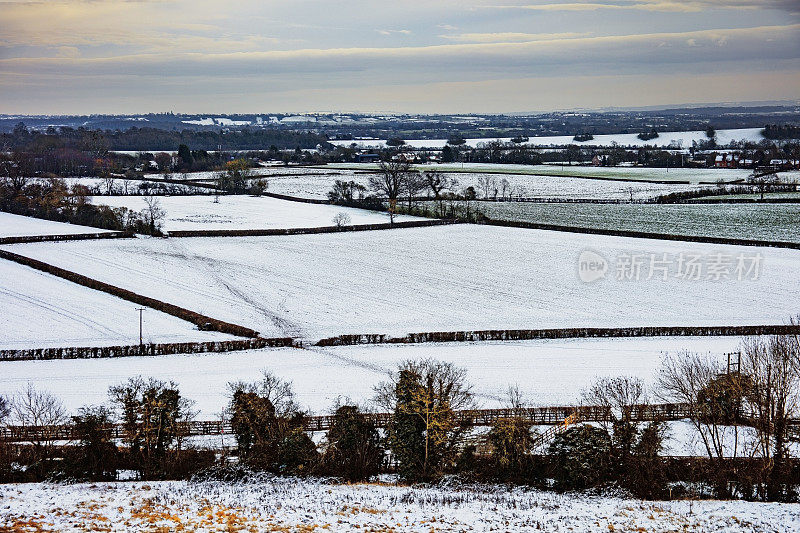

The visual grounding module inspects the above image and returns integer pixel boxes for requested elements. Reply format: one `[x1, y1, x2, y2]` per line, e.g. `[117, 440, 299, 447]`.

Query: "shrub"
[321, 405, 384, 481]
[548, 424, 611, 491]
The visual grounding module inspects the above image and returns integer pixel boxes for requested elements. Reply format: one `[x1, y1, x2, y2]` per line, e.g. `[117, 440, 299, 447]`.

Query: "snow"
[267, 169, 709, 201]
[89, 194, 416, 231]
[0, 260, 235, 350]
[0, 337, 740, 417]
[1, 479, 797, 532]
[323, 162, 754, 184]
[330, 127, 767, 149]
[182, 117, 251, 126]
[476, 202, 800, 243]
[0, 212, 112, 238]
[4, 225, 799, 342]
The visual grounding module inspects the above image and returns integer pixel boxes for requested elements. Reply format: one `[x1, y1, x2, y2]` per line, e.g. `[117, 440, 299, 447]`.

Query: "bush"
[67, 406, 118, 481]
[321, 405, 384, 481]
[548, 425, 611, 491]
[487, 417, 534, 482]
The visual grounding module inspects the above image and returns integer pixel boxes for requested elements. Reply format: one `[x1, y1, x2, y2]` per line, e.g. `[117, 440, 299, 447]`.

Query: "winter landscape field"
[90, 194, 408, 231]
[4, 224, 798, 341]
[3, 0, 800, 525]
[3, 478, 799, 532]
[475, 202, 800, 243]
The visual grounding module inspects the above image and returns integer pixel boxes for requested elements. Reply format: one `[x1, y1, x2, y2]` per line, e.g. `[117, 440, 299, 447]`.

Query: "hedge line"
[0, 231, 132, 245]
[168, 219, 458, 238]
[316, 324, 800, 347]
[481, 218, 800, 250]
[262, 191, 329, 204]
[0, 337, 296, 361]
[0, 248, 260, 338]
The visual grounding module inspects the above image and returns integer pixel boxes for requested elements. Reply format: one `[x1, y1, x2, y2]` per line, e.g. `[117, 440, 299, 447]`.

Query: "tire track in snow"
[167, 238, 305, 338]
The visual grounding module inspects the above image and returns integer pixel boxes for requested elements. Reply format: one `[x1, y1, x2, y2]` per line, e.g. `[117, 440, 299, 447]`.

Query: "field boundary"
[316, 324, 800, 346]
[480, 218, 800, 249]
[0, 337, 296, 361]
[0, 248, 261, 338]
[0, 231, 132, 245]
[167, 219, 458, 238]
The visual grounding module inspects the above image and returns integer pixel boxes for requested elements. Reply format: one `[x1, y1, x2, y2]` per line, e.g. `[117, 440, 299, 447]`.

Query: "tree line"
[1, 329, 797, 501]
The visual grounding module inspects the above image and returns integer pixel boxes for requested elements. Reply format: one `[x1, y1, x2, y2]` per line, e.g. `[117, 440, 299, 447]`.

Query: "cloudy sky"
[1, 0, 798, 114]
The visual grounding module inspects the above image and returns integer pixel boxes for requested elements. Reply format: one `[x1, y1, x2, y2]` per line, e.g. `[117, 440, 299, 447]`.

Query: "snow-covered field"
[268, 169, 708, 201]
[330, 127, 766, 149]
[0, 260, 234, 349]
[0, 336, 739, 417]
[90, 194, 412, 231]
[323, 162, 753, 184]
[4, 225, 799, 340]
[475, 202, 800, 243]
[0, 212, 112, 238]
[2, 479, 797, 532]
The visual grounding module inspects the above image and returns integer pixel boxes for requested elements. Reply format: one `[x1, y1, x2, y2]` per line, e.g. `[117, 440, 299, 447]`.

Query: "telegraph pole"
[135, 307, 145, 346]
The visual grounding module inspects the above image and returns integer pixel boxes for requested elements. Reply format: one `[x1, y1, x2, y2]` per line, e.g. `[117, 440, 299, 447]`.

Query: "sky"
[0, 0, 799, 114]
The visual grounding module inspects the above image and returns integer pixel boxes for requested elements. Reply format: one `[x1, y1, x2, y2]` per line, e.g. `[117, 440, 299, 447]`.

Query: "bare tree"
[403, 171, 427, 211]
[228, 370, 300, 420]
[11, 384, 67, 474]
[499, 178, 511, 200]
[740, 330, 800, 500]
[582, 376, 646, 428]
[103, 175, 116, 195]
[657, 351, 743, 463]
[477, 174, 496, 200]
[0, 395, 9, 425]
[424, 171, 457, 217]
[141, 195, 165, 234]
[369, 160, 410, 224]
[332, 212, 351, 229]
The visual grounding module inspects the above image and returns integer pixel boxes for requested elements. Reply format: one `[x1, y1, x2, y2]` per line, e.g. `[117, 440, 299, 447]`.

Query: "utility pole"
[136, 307, 145, 346]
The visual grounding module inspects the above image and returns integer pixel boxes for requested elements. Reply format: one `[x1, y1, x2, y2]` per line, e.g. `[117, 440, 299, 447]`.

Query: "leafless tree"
[141, 195, 165, 233]
[11, 384, 67, 467]
[657, 351, 743, 461]
[375, 358, 475, 413]
[477, 174, 496, 200]
[740, 329, 800, 500]
[103, 175, 116, 195]
[369, 160, 410, 224]
[332, 212, 351, 229]
[499, 178, 511, 200]
[0, 395, 9, 425]
[227, 370, 300, 420]
[582, 376, 647, 428]
[403, 171, 427, 211]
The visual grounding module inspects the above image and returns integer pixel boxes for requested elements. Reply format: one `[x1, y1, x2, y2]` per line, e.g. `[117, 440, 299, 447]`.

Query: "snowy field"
[0, 260, 234, 349]
[4, 225, 799, 341]
[330, 127, 766, 150]
[1, 479, 797, 532]
[0, 212, 112, 238]
[475, 202, 800, 244]
[90, 194, 411, 231]
[268, 169, 707, 201]
[323, 162, 753, 184]
[0, 337, 740, 417]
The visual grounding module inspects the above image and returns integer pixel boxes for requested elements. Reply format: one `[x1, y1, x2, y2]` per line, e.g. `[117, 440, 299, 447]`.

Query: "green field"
[471, 202, 800, 244]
